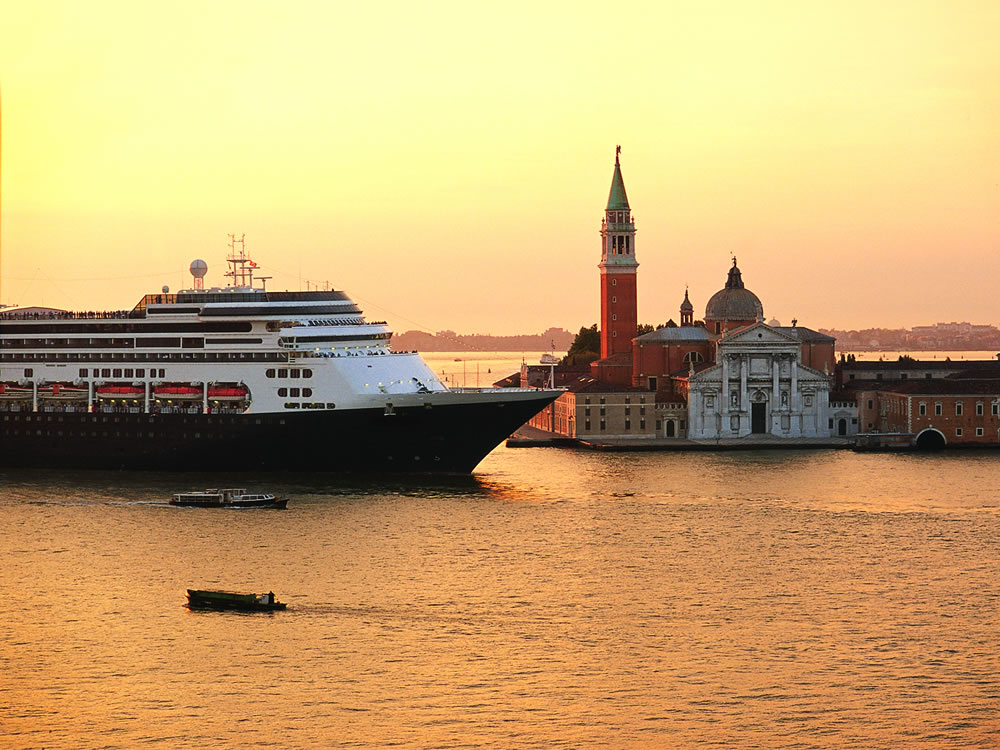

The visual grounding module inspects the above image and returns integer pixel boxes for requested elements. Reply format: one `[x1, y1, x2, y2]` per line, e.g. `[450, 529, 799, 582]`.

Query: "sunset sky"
[1, 1, 997, 335]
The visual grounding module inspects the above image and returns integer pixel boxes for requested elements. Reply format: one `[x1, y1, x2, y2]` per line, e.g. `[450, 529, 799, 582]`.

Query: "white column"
[740, 355, 748, 409]
[791, 358, 799, 408]
[790, 358, 800, 435]
[720, 356, 729, 421]
[772, 356, 780, 405]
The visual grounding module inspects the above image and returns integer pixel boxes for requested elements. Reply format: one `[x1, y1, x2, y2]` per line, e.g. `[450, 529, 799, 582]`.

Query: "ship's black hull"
[0, 392, 557, 473]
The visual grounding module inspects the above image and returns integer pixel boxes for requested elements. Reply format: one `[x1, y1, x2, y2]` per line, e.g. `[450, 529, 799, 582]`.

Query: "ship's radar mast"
[224, 234, 271, 291]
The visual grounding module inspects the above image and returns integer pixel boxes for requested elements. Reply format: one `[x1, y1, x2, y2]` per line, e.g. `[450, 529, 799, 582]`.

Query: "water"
[423, 352, 556, 388]
[2, 448, 999, 748]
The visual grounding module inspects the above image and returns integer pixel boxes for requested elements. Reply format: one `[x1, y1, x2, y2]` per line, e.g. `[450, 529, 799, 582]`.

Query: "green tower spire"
[606, 145, 630, 211]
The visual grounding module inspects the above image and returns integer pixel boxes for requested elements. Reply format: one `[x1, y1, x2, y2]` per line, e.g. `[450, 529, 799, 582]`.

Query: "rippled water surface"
[2, 448, 999, 748]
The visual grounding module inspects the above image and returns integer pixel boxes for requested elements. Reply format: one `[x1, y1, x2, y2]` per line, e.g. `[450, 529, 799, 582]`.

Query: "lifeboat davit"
[38, 383, 88, 401]
[207, 386, 249, 402]
[96, 385, 145, 399]
[154, 385, 203, 400]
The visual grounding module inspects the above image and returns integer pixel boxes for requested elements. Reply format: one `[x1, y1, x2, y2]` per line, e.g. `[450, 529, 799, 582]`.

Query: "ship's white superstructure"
[0, 242, 559, 472]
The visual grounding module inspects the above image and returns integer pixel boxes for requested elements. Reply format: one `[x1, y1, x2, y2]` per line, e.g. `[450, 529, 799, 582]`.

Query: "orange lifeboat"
[153, 385, 202, 400]
[96, 385, 145, 399]
[207, 386, 249, 402]
[38, 383, 88, 401]
[0, 383, 33, 401]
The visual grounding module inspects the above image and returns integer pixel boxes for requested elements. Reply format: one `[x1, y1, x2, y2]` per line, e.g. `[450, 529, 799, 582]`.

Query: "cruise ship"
[0, 241, 559, 472]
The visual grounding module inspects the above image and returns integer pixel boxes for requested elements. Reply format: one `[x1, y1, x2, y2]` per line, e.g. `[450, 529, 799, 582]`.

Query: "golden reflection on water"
[2, 448, 999, 748]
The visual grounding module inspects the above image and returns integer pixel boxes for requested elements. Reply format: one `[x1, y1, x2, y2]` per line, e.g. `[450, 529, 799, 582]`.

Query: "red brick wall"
[633, 340, 713, 392]
[859, 389, 1000, 445]
[909, 395, 1000, 445]
[802, 342, 835, 375]
[592, 357, 634, 387]
[601, 271, 636, 359]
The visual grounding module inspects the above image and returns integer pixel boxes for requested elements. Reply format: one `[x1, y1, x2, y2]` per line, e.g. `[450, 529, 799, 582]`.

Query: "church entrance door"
[838, 418, 847, 436]
[751, 402, 767, 434]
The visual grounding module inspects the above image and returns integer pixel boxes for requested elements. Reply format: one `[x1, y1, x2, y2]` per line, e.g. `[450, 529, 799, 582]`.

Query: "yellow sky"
[1, 1, 998, 334]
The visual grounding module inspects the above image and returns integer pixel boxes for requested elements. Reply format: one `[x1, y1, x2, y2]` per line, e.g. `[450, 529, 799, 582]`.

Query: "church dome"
[704, 259, 763, 324]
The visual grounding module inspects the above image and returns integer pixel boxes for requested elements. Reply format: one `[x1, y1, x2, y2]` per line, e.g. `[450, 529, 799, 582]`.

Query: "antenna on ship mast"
[225, 233, 250, 289]
[224, 233, 270, 292]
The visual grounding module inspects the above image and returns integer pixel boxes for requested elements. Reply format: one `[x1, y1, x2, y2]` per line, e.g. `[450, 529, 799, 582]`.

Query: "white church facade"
[685, 322, 837, 440]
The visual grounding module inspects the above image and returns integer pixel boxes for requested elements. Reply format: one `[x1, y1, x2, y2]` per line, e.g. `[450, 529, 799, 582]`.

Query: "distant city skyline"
[1, 1, 997, 334]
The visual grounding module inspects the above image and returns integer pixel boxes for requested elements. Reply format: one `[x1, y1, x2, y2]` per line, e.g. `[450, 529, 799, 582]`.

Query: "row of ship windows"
[18, 368, 171, 378]
[3, 414, 283, 425]
[277, 388, 312, 397]
[284, 402, 334, 409]
[3, 352, 287, 363]
[265, 369, 313, 379]
[6, 429, 245, 438]
[0, 336, 264, 349]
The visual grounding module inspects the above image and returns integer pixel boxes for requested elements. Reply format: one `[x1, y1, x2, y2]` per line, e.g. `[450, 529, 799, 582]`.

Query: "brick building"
[857, 380, 1000, 447]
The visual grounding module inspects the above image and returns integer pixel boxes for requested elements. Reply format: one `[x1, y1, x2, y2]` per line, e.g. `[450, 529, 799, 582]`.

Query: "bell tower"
[599, 146, 638, 358]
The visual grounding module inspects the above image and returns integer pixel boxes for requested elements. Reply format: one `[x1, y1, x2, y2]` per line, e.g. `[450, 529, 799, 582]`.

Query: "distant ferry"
[170, 488, 288, 509]
[0, 240, 559, 472]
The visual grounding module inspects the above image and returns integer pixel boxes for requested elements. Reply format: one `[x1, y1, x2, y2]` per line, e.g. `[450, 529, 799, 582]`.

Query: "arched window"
[682, 351, 704, 364]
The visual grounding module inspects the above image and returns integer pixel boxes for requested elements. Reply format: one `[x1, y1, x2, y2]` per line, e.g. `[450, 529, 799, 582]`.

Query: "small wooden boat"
[186, 589, 286, 611]
[170, 488, 287, 509]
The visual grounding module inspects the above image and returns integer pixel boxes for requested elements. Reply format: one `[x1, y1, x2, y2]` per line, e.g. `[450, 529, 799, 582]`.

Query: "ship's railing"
[447, 387, 561, 394]
[0, 309, 138, 321]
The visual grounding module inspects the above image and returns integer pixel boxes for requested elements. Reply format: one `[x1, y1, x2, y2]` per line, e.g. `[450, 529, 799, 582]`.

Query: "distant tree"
[637, 323, 655, 336]
[898, 354, 916, 363]
[665, 319, 678, 328]
[563, 324, 600, 366]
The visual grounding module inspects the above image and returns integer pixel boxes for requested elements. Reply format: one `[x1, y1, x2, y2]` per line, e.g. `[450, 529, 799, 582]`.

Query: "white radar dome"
[190, 259, 209, 278]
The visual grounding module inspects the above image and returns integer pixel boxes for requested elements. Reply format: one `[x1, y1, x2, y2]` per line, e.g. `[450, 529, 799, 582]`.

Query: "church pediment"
[718, 322, 801, 347]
